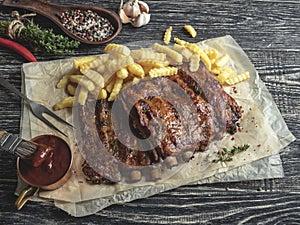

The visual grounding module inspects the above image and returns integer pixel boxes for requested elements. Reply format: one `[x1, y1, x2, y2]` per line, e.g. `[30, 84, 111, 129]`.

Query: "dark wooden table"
[0, 0, 299, 224]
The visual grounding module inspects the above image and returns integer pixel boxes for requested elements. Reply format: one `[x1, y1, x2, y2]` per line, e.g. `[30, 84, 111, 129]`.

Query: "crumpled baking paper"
[17, 35, 295, 217]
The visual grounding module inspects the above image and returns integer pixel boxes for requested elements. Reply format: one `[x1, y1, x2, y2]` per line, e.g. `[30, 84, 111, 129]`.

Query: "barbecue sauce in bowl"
[18, 135, 72, 189]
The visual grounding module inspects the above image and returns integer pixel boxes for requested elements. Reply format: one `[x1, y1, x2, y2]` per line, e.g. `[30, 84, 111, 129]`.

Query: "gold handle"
[15, 186, 39, 210]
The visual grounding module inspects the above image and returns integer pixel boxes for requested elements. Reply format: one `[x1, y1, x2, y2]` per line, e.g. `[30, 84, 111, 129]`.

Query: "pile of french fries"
[53, 34, 250, 111]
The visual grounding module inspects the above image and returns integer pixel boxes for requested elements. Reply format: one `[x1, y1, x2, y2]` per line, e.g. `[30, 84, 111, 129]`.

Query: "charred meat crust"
[81, 64, 242, 184]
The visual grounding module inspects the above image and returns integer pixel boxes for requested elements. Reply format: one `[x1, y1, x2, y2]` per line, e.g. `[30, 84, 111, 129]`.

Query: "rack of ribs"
[79, 62, 242, 184]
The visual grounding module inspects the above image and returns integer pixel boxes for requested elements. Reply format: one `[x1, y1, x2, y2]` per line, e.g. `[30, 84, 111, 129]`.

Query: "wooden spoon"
[2, 0, 122, 45]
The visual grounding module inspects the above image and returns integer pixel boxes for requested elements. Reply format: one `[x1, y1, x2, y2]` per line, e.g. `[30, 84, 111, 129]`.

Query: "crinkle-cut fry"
[184, 25, 197, 38]
[200, 51, 212, 70]
[77, 87, 89, 106]
[104, 56, 134, 80]
[184, 43, 211, 69]
[69, 75, 95, 91]
[152, 43, 183, 64]
[164, 26, 172, 44]
[185, 43, 202, 56]
[149, 67, 178, 78]
[104, 43, 131, 56]
[225, 72, 250, 85]
[56, 74, 71, 89]
[74, 55, 98, 69]
[138, 59, 169, 68]
[131, 49, 167, 62]
[217, 68, 235, 84]
[87, 55, 109, 70]
[174, 37, 187, 46]
[211, 67, 221, 75]
[105, 77, 115, 93]
[132, 77, 140, 84]
[214, 54, 230, 68]
[127, 63, 145, 78]
[204, 48, 218, 60]
[116, 68, 129, 79]
[189, 54, 200, 72]
[108, 78, 123, 101]
[66, 83, 77, 96]
[97, 88, 108, 100]
[80, 67, 105, 88]
[173, 44, 193, 61]
[95, 64, 106, 74]
[53, 96, 74, 111]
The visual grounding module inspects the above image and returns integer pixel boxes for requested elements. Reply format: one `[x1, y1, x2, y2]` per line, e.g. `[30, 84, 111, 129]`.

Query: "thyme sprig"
[0, 21, 80, 55]
[212, 144, 250, 163]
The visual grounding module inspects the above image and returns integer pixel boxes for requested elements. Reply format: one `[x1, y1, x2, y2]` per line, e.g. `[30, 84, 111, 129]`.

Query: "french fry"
[217, 68, 234, 84]
[183, 43, 211, 69]
[164, 26, 172, 44]
[53, 96, 74, 111]
[152, 43, 183, 64]
[80, 67, 105, 88]
[204, 48, 219, 60]
[132, 77, 140, 84]
[104, 43, 131, 56]
[185, 43, 202, 56]
[131, 49, 167, 62]
[77, 86, 89, 105]
[97, 88, 108, 100]
[174, 37, 187, 46]
[149, 67, 178, 78]
[56, 75, 71, 89]
[173, 44, 193, 61]
[108, 78, 123, 101]
[138, 59, 169, 68]
[127, 63, 145, 78]
[105, 77, 115, 93]
[74, 55, 98, 69]
[189, 54, 200, 72]
[88, 55, 109, 70]
[225, 71, 250, 85]
[200, 51, 212, 70]
[214, 54, 230, 68]
[184, 25, 197, 38]
[69, 75, 95, 91]
[105, 56, 134, 79]
[116, 68, 129, 79]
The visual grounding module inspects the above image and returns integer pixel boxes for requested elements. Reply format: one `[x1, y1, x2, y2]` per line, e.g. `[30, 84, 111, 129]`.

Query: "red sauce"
[19, 135, 71, 187]
[32, 144, 54, 168]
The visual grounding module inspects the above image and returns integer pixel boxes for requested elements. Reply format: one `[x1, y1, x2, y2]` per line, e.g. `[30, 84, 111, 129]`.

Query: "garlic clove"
[123, 0, 141, 18]
[119, 8, 131, 24]
[132, 12, 151, 27]
[138, 1, 149, 14]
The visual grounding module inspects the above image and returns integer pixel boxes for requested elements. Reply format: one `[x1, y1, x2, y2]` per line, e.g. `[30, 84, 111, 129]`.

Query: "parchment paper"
[18, 35, 295, 217]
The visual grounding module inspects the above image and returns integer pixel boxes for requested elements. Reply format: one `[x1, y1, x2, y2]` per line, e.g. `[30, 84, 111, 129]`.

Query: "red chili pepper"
[0, 37, 37, 62]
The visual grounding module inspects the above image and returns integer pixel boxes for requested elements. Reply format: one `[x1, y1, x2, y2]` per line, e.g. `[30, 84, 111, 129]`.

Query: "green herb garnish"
[212, 144, 250, 163]
[0, 21, 80, 55]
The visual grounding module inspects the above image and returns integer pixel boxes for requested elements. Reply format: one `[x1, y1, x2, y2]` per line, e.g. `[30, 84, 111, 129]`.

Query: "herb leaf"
[212, 144, 250, 163]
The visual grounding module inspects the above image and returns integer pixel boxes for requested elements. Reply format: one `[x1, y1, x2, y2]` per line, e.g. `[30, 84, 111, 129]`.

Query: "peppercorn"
[59, 9, 115, 42]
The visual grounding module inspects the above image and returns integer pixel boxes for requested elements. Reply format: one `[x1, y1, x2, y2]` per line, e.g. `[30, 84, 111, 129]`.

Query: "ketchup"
[19, 135, 71, 186]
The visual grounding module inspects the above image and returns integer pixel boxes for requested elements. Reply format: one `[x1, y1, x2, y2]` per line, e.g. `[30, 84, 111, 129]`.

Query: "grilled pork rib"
[80, 63, 242, 184]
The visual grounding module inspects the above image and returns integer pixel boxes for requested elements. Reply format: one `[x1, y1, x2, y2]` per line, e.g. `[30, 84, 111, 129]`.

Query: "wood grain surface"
[0, 0, 299, 224]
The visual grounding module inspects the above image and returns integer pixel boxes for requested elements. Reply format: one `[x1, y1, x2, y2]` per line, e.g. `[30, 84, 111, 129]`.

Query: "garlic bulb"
[138, 1, 149, 14]
[132, 12, 151, 27]
[119, 8, 131, 24]
[123, 0, 141, 18]
[119, 0, 151, 27]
